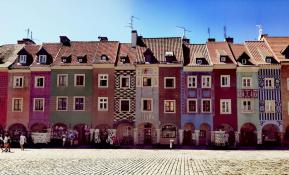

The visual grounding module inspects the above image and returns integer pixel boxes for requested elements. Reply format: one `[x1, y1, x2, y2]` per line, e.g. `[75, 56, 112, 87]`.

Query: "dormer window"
[266, 57, 272, 63]
[120, 56, 129, 64]
[165, 51, 176, 63]
[241, 59, 247, 64]
[220, 56, 227, 62]
[19, 55, 27, 64]
[282, 46, 289, 59]
[77, 55, 87, 63]
[39, 55, 47, 64]
[101, 55, 108, 61]
[165, 51, 174, 57]
[196, 58, 203, 65]
[61, 56, 71, 63]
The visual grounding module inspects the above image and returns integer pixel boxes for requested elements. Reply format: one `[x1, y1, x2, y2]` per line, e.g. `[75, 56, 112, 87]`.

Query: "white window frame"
[242, 77, 252, 89]
[120, 75, 130, 88]
[33, 98, 45, 112]
[287, 78, 289, 90]
[13, 76, 24, 88]
[19, 55, 27, 64]
[241, 59, 247, 64]
[119, 99, 130, 112]
[74, 74, 85, 87]
[201, 76, 211, 88]
[220, 99, 232, 114]
[56, 96, 68, 111]
[201, 99, 212, 113]
[220, 75, 230, 87]
[57, 74, 68, 87]
[142, 76, 152, 87]
[39, 55, 47, 64]
[241, 99, 254, 113]
[196, 59, 202, 65]
[164, 77, 176, 89]
[187, 76, 197, 88]
[187, 99, 197, 113]
[12, 98, 23, 112]
[265, 100, 275, 113]
[98, 97, 108, 111]
[34, 76, 45, 88]
[98, 74, 108, 88]
[141, 98, 153, 112]
[73, 96, 85, 111]
[264, 78, 274, 89]
[164, 100, 176, 113]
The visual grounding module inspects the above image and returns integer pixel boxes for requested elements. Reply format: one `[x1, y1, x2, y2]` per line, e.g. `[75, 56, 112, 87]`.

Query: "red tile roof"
[30, 43, 62, 67]
[94, 41, 119, 64]
[186, 44, 212, 66]
[206, 41, 236, 65]
[229, 43, 257, 66]
[263, 36, 289, 62]
[116, 43, 137, 66]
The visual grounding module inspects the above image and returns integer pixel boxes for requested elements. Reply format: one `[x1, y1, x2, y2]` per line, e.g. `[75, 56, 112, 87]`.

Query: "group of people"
[0, 133, 26, 152]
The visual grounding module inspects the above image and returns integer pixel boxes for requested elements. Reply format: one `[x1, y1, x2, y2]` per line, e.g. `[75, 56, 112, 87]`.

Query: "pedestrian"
[19, 133, 26, 151]
[0, 134, 3, 151]
[62, 134, 66, 147]
[2, 133, 11, 152]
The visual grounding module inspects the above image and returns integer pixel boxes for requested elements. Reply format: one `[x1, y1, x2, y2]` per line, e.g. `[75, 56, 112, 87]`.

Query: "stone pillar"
[211, 131, 215, 144]
[156, 129, 161, 144]
[235, 131, 240, 146]
[134, 128, 138, 145]
[195, 130, 200, 146]
[178, 129, 183, 145]
[257, 130, 262, 145]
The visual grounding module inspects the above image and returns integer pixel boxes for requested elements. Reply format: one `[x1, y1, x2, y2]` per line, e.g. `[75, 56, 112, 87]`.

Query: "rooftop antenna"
[256, 24, 263, 40]
[25, 28, 30, 38]
[224, 26, 227, 39]
[30, 31, 33, 40]
[126, 15, 140, 30]
[176, 26, 191, 38]
[208, 27, 211, 38]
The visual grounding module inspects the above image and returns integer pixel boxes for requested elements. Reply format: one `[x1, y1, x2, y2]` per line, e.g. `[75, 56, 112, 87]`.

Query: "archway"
[183, 123, 194, 145]
[217, 124, 235, 146]
[262, 124, 280, 146]
[138, 123, 156, 145]
[199, 123, 211, 146]
[30, 123, 48, 132]
[8, 123, 27, 142]
[116, 123, 134, 145]
[240, 123, 257, 146]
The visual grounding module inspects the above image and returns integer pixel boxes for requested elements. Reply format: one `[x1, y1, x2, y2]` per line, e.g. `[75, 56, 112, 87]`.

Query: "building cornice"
[213, 64, 236, 69]
[30, 67, 51, 72]
[92, 64, 114, 68]
[236, 66, 259, 72]
[51, 66, 93, 70]
[183, 66, 213, 72]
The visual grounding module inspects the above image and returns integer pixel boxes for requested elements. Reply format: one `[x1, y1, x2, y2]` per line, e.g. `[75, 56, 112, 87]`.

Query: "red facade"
[0, 71, 8, 129]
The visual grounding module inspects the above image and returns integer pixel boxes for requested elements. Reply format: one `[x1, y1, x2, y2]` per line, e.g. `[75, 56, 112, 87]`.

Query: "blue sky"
[1, 0, 289, 45]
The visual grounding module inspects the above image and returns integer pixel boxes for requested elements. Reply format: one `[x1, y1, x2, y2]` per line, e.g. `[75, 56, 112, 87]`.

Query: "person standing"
[19, 133, 26, 151]
[2, 133, 11, 152]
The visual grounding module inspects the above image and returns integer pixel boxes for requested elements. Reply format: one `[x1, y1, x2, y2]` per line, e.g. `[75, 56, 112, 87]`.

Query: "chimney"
[225, 37, 234, 43]
[98, 36, 108, 42]
[182, 38, 190, 44]
[131, 30, 138, 48]
[60, 36, 71, 46]
[17, 38, 35, 45]
[208, 38, 215, 42]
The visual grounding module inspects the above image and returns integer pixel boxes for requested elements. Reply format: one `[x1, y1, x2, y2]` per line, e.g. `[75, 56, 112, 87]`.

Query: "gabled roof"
[244, 41, 278, 65]
[186, 44, 212, 66]
[229, 43, 257, 66]
[0, 44, 24, 68]
[263, 36, 289, 62]
[116, 43, 137, 66]
[206, 41, 236, 65]
[135, 37, 183, 63]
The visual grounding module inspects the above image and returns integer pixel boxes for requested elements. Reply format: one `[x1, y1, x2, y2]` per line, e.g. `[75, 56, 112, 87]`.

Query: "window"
[242, 77, 252, 88]
[142, 98, 152, 112]
[57, 74, 68, 87]
[74, 97, 85, 111]
[241, 59, 247, 64]
[39, 55, 47, 64]
[35, 76, 45, 88]
[220, 75, 230, 87]
[264, 78, 274, 89]
[19, 55, 27, 64]
[187, 99, 197, 113]
[98, 74, 108, 88]
[187, 76, 197, 88]
[164, 100, 176, 113]
[241, 100, 253, 113]
[220, 99, 231, 114]
[74, 74, 85, 86]
[12, 98, 23, 112]
[33, 98, 44, 112]
[98, 97, 108, 111]
[143, 77, 152, 87]
[220, 56, 226, 62]
[202, 99, 211, 113]
[57, 97, 68, 111]
[120, 76, 130, 88]
[196, 59, 202, 65]
[265, 57, 272, 63]
[120, 99, 130, 112]
[202, 76, 211, 88]
[265, 100, 275, 113]
[164, 77, 175, 89]
[101, 55, 108, 61]
[162, 125, 176, 138]
[13, 76, 24, 88]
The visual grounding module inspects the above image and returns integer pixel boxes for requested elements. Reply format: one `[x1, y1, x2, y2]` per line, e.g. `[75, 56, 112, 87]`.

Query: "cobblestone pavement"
[0, 149, 289, 175]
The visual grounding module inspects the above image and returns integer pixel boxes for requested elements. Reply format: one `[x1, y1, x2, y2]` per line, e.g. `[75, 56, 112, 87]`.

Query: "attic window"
[19, 55, 27, 64]
[61, 56, 71, 63]
[101, 55, 108, 61]
[196, 59, 203, 65]
[282, 46, 289, 59]
[77, 55, 87, 63]
[165, 51, 174, 57]
[39, 55, 47, 64]
[165, 51, 176, 63]
[120, 56, 129, 64]
[266, 57, 272, 63]
[241, 59, 247, 64]
[220, 56, 227, 62]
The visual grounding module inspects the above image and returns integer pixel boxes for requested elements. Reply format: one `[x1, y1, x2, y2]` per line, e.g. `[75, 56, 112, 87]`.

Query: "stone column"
[156, 129, 161, 144]
[257, 130, 262, 145]
[178, 129, 184, 145]
[134, 128, 138, 145]
[195, 130, 200, 146]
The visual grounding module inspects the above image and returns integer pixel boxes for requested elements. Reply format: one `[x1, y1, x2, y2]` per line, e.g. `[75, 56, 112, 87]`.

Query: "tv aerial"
[176, 26, 191, 38]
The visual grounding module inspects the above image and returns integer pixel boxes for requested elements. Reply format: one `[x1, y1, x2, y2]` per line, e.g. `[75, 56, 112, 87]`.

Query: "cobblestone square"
[0, 149, 289, 175]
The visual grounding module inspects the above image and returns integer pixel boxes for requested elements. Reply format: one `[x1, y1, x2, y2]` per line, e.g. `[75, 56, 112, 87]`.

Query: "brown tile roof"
[229, 43, 257, 66]
[135, 37, 183, 63]
[0, 44, 24, 68]
[263, 36, 289, 62]
[94, 41, 119, 64]
[206, 41, 236, 64]
[30, 43, 62, 67]
[244, 41, 277, 65]
[116, 43, 137, 66]
[186, 44, 212, 66]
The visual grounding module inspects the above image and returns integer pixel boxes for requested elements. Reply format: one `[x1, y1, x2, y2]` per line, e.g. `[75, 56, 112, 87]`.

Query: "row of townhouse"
[1, 31, 289, 146]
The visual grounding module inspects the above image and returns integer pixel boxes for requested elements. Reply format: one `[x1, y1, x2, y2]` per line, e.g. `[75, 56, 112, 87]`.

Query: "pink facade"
[0, 71, 8, 129]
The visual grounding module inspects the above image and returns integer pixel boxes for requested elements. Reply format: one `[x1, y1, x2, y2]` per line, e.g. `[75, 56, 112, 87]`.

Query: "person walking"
[0, 134, 3, 151]
[2, 133, 11, 152]
[19, 133, 26, 151]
